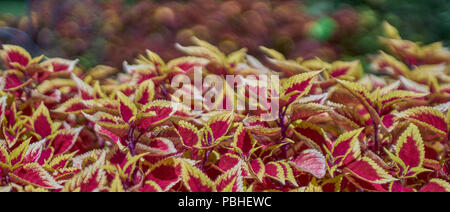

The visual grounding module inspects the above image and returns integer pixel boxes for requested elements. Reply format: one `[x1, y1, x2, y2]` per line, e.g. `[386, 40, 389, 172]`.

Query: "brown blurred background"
[0, 0, 449, 70]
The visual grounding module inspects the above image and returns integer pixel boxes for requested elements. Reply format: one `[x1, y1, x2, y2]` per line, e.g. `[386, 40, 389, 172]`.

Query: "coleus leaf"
[135, 79, 155, 106]
[9, 138, 30, 166]
[136, 137, 177, 156]
[399, 76, 429, 94]
[329, 128, 364, 168]
[1, 70, 28, 91]
[232, 123, 255, 159]
[138, 180, 163, 192]
[260, 46, 286, 60]
[53, 98, 88, 114]
[289, 103, 331, 122]
[335, 79, 375, 108]
[82, 98, 119, 114]
[264, 162, 286, 185]
[46, 151, 77, 170]
[389, 181, 415, 192]
[62, 152, 107, 192]
[216, 153, 241, 173]
[328, 60, 363, 80]
[0, 44, 40, 69]
[344, 157, 397, 184]
[248, 158, 265, 183]
[138, 100, 175, 130]
[419, 178, 450, 192]
[281, 71, 322, 104]
[344, 174, 388, 192]
[278, 161, 298, 187]
[292, 120, 328, 153]
[22, 139, 46, 164]
[379, 90, 428, 110]
[9, 163, 62, 189]
[266, 57, 309, 76]
[215, 160, 244, 192]
[382, 21, 401, 40]
[336, 79, 387, 133]
[371, 51, 410, 77]
[145, 158, 182, 192]
[291, 149, 326, 179]
[181, 160, 216, 192]
[136, 49, 165, 67]
[166, 56, 210, 75]
[109, 174, 125, 192]
[175, 43, 222, 63]
[117, 91, 138, 123]
[83, 111, 128, 138]
[395, 106, 448, 139]
[71, 73, 94, 100]
[395, 124, 425, 173]
[49, 127, 83, 155]
[31, 102, 54, 139]
[41, 58, 78, 73]
[0, 142, 10, 167]
[174, 120, 201, 148]
[203, 111, 233, 145]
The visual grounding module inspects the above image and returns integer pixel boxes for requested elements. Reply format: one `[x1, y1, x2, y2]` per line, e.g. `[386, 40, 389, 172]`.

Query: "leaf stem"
[201, 149, 211, 171]
[277, 106, 289, 158]
[373, 122, 379, 154]
[127, 126, 136, 156]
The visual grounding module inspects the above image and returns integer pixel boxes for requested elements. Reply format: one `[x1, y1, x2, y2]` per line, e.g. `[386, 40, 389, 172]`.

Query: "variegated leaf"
[291, 149, 326, 179]
[344, 157, 396, 184]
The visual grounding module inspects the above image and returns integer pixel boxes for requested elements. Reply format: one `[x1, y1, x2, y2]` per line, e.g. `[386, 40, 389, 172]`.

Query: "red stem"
[201, 149, 211, 171]
[127, 126, 136, 156]
[373, 122, 379, 154]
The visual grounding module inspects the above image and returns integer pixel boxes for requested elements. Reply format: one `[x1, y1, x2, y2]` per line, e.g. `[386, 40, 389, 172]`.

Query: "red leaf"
[389, 181, 415, 192]
[3, 71, 23, 90]
[31, 103, 53, 138]
[138, 100, 175, 129]
[233, 124, 254, 159]
[396, 124, 425, 169]
[330, 128, 363, 167]
[117, 91, 137, 123]
[215, 162, 243, 192]
[145, 158, 182, 191]
[10, 163, 62, 189]
[174, 120, 201, 148]
[205, 111, 233, 141]
[182, 161, 215, 192]
[291, 149, 326, 179]
[396, 107, 448, 138]
[1, 45, 32, 69]
[419, 179, 450, 192]
[344, 157, 396, 184]
[136, 137, 177, 156]
[293, 121, 328, 153]
[72, 73, 94, 100]
[51, 127, 82, 155]
[264, 162, 285, 185]
[282, 71, 322, 104]
[216, 154, 240, 172]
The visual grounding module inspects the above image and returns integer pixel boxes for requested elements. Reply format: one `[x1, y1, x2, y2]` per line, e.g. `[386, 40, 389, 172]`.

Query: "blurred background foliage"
[0, 0, 448, 69]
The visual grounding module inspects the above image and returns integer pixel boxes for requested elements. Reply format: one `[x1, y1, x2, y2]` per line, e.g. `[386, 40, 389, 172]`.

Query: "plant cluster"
[0, 22, 449, 192]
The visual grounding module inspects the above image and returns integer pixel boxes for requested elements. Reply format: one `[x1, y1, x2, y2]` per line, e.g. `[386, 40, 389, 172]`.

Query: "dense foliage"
[0, 22, 449, 192]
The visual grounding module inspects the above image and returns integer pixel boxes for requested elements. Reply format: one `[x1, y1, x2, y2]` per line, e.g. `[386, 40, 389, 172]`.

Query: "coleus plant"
[0, 22, 449, 192]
